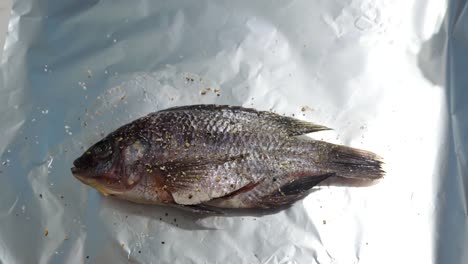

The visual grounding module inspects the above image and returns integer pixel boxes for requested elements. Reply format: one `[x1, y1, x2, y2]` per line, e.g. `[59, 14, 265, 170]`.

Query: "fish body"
[72, 105, 383, 212]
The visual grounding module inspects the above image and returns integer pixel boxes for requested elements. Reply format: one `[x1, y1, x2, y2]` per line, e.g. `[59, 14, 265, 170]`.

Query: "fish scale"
[72, 105, 384, 212]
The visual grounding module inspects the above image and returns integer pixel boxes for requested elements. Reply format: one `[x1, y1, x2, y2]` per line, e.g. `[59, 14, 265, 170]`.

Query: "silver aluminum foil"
[0, 0, 464, 263]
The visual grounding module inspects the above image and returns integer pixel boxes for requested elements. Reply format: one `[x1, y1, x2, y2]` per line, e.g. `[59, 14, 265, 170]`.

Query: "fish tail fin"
[324, 144, 384, 180]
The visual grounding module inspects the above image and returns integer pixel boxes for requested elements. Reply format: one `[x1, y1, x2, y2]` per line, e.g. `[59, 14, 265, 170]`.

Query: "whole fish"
[71, 105, 383, 213]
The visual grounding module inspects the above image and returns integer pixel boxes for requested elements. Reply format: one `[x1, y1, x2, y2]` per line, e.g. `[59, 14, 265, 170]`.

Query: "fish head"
[71, 135, 142, 196]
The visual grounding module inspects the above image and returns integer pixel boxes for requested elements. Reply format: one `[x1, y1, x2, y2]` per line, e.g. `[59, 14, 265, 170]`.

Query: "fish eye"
[93, 140, 112, 159]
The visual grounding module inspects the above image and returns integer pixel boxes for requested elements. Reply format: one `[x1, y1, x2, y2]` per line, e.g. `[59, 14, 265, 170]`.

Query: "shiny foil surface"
[0, 1, 464, 263]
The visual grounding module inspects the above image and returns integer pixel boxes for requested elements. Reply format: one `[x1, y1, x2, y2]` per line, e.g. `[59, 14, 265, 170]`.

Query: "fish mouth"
[71, 166, 93, 182]
[72, 168, 121, 196]
[71, 166, 81, 175]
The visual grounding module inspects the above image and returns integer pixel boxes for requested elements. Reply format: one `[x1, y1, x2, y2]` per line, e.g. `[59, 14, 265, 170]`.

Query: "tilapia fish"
[71, 105, 383, 213]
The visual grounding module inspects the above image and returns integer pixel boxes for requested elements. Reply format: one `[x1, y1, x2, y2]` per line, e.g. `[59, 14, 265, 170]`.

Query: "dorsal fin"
[158, 104, 331, 136]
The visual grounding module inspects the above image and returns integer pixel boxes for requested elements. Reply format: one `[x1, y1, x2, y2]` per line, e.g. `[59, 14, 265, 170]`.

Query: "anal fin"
[179, 204, 225, 215]
[278, 174, 332, 195]
[259, 174, 332, 208]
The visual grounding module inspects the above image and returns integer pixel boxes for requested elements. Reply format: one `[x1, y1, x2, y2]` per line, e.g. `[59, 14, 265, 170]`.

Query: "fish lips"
[72, 171, 116, 196]
[71, 167, 97, 187]
[71, 166, 128, 196]
[71, 164, 95, 181]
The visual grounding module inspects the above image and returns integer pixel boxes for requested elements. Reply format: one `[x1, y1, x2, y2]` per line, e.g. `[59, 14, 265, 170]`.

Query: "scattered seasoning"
[165, 213, 168, 216]
[161, 241, 165, 245]
[44, 229, 49, 236]
[39, 194, 43, 199]
[323, 220, 327, 225]
[300, 106, 313, 112]
[116, 137, 123, 142]
[86, 256, 90, 259]
[200, 91, 207, 95]
[138, 251, 141, 254]
[60, 195, 64, 199]
[185, 142, 190, 148]
[159, 218, 162, 220]
[215, 176, 221, 182]
[188, 194, 193, 199]
[64, 235, 69, 240]
[173, 218, 177, 222]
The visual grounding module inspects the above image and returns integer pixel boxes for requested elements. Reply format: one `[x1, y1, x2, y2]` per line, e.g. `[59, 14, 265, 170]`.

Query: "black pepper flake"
[165, 213, 168, 216]
[173, 218, 176, 222]
[60, 195, 64, 199]
[272, 178, 277, 182]
[159, 218, 162, 220]
[161, 241, 165, 244]
[86, 256, 89, 259]
[138, 250, 141, 254]
[39, 194, 43, 198]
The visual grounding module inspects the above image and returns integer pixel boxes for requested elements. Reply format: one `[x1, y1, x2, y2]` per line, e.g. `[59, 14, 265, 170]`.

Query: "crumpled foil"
[1, 0, 464, 263]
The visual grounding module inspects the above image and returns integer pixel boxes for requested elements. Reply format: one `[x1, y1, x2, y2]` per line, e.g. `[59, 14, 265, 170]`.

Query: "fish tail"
[323, 144, 384, 180]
